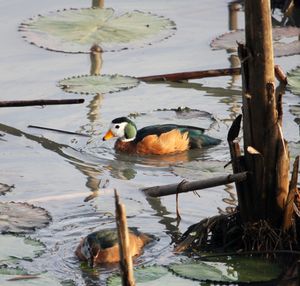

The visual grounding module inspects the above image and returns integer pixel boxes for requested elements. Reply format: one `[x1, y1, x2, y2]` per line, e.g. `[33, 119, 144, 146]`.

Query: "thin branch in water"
[28, 125, 91, 137]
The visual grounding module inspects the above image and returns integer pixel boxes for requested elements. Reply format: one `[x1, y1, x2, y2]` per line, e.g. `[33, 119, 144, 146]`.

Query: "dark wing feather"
[135, 124, 220, 147]
[87, 227, 142, 250]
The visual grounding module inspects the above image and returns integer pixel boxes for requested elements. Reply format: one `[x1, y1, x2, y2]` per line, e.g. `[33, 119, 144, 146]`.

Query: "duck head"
[79, 236, 101, 268]
[103, 117, 137, 142]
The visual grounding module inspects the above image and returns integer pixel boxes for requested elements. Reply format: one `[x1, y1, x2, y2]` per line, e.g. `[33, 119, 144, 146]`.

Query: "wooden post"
[228, 2, 240, 30]
[90, 45, 103, 76]
[92, 0, 104, 8]
[240, 0, 290, 224]
[115, 190, 135, 286]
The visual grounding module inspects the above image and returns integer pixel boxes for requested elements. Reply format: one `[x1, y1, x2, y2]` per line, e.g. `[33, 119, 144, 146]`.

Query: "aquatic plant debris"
[59, 74, 139, 95]
[0, 266, 65, 286]
[107, 265, 199, 286]
[0, 183, 14, 196]
[0, 202, 51, 234]
[287, 66, 300, 95]
[0, 235, 44, 265]
[210, 26, 300, 57]
[19, 8, 176, 53]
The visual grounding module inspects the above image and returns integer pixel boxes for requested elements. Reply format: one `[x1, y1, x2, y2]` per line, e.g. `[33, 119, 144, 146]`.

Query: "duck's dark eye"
[115, 125, 120, 129]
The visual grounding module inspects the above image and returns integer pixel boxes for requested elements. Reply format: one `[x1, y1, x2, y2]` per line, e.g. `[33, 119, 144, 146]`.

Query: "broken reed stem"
[276, 139, 290, 210]
[283, 156, 299, 231]
[275, 65, 288, 85]
[114, 190, 135, 286]
[142, 172, 248, 197]
[0, 99, 84, 108]
[138, 67, 241, 82]
[227, 115, 251, 222]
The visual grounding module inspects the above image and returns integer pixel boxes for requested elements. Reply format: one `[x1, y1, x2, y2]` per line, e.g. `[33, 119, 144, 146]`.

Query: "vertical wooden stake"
[228, 2, 240, 30]
[241, 0, 283, 223]
[90, 45, 103, 76]
[92, 0, 104, 8]
[115, 190, 135, 286]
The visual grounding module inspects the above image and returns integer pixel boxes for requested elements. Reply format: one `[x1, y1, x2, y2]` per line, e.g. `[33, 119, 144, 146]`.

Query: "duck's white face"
[110, 122, 128, 138]
[103, 119, 137, 142]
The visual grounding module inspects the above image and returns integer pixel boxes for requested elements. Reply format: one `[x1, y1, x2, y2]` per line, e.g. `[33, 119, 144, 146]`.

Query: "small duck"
[103, 117, 221, 155]
[75, 227, 152, 266]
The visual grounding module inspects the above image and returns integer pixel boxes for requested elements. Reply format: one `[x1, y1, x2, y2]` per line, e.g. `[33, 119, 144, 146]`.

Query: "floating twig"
[0, 98, 84, 108]
[28, 125, 90, 137]
[142, 172, 248, 197]
[7, 275, 40, 282]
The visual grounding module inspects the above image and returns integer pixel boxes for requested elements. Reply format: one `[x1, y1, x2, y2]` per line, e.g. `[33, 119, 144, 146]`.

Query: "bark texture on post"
[239, 0, 289, 223]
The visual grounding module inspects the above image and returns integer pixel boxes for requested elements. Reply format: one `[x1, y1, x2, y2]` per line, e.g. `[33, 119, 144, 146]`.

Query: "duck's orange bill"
[103, 129, 114, 141]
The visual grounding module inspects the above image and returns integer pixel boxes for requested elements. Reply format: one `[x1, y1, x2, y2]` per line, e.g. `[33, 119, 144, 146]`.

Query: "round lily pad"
[0, 183, 14, 196]
[169, 257, 282, 284]
[0, 235, 44, 265]
[0, 266, 64, 286]
[0, 202, 51, 234]
[59, 74, 139, 95]
[19, 8, 176, 53]
[287, 67, 300, 95]
[210, 27, 300, 57]
[127, 107, 217, 130]
[107, 265, 199, 286]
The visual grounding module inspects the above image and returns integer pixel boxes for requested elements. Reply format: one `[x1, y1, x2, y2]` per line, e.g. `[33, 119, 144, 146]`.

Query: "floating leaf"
[288, 67, 300, 95]
[210, 27, 300, 57]
[107, 265, 199, 286]
[59, 74, 139, 95]
[155, 107, 216, 121]
[0, 235, 44, 265]
[169, 257, 282, 283]
[0, 202, 51, 234]
[0, 183, 14, 196]
[0, 266, 64, 286]
[127, 107, 217, 131]
[19, 8, 176, 53]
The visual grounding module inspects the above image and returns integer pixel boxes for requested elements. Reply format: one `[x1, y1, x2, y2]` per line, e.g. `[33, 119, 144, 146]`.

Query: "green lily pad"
[210, 26, 300, 57]
[0, 235, 44, 265]
[107, 265, 199, 286]
[19, 8, 176, 53]
[0, 183, 14, 196]
[169, 256, 282, 283]
[287, 67, 300, 95]
[0, 266, 64, 286]
[59, 74, 139, 95]
[0, 202, 51, 234]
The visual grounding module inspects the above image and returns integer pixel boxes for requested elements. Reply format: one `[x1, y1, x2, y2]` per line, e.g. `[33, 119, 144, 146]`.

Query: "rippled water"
[0, 0, 299, 285]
